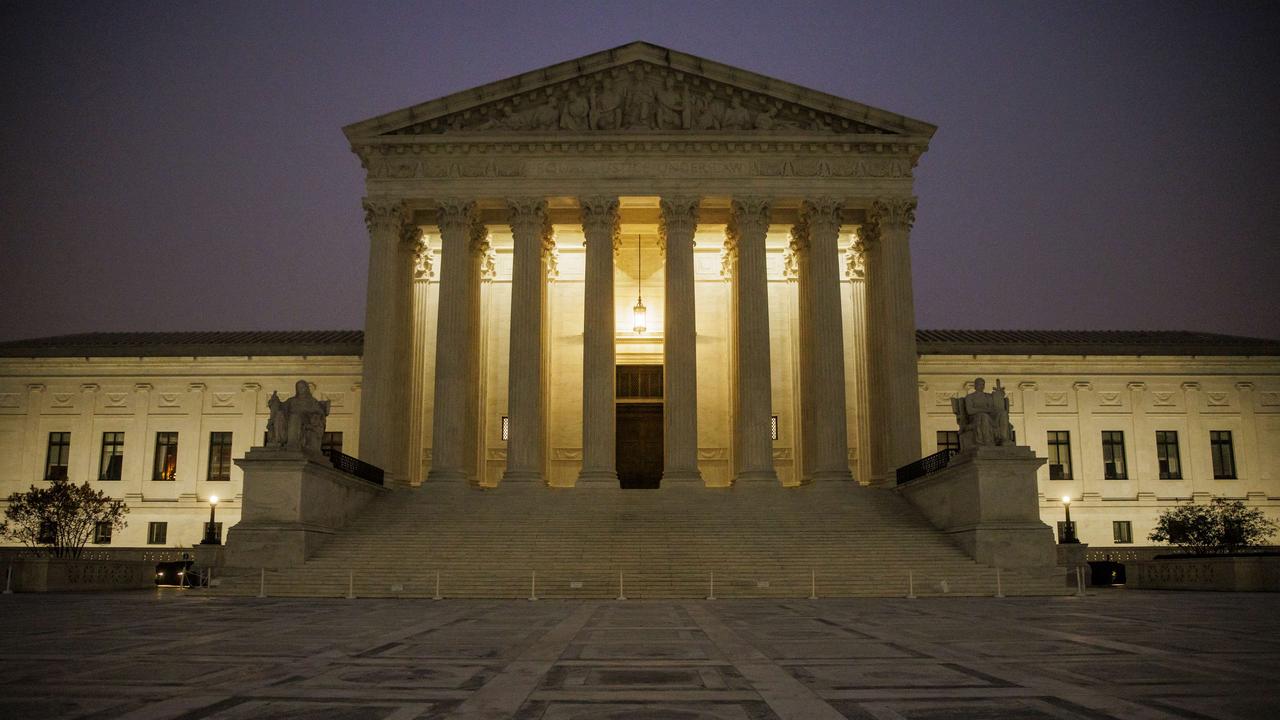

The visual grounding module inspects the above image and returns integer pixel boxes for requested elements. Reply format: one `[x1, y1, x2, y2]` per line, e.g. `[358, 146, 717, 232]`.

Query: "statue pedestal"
[224, 447, 389, 569]
[896, 445, 1057, 572]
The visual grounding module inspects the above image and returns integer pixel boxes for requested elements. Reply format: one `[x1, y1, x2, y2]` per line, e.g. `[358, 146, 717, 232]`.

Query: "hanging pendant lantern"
[633, 234, 647, 334]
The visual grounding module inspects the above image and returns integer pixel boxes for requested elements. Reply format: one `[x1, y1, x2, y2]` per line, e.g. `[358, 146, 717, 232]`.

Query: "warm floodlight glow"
[209, 495, 219, 505]
[1061, 495, 1071, 504]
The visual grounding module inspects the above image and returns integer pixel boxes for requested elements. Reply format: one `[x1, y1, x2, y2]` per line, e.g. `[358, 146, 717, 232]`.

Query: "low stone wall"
[1127, 556, 1280, 592]
[4, 557, 156, 592]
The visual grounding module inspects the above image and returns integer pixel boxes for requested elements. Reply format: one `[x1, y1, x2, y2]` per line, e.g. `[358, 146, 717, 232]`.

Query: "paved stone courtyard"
[0, 590, 1276, 719]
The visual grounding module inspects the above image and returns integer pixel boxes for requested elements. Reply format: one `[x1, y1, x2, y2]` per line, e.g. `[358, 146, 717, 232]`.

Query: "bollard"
[809, 569, 818, 600]
[346, 570, 355, 600]
[906, 570, 916, 600]
[529, 570, 538, 601]
[3, 563, 13, 594]
[995, 568, 1004, 598]
[1075, 566, 1085, 597]
[257, 568, 266, 598]
[433, 571, 443, 601]
[617, 571, 626, 601]
[707, 571, 716, 600]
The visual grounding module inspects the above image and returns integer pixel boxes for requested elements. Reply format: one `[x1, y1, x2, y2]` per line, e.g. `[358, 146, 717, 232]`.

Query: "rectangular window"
[1047, 431, 1072, 480]
[1101, 431, 1127, 479]
[99, 432, 125, 481]
[616, 364, 664, 399]
[1056, 520, 1077, 543]
[203, 521, 223, 543]
[93, 521, 113, 545]
[500, 416, 509, 441]
[936, 431, 960, 453]
[1113, 521, 1133, 544]
[1156, 431, 1181, 479]
[147, 521, 168, 545]
[770, 416, 779, 441]
[153, 432, 178, 481]
[1210, 431, 1237, 479]
[38, 520, 57, 544]
[207, 431, 233, 481]
[45, 431, 71, 480]
[321, 431, 343, 457]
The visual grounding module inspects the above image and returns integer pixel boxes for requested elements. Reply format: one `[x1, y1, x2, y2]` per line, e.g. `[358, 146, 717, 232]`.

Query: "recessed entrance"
[616, 364, 663, 489]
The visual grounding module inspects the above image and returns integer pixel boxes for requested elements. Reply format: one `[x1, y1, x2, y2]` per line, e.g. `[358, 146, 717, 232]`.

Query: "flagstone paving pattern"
[0, 590, 1276, 719]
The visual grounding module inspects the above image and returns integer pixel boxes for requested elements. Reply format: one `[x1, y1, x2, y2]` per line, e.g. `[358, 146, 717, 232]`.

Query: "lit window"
[1156, 431, 1181, 479]
[321, 431, 343, 457]
[771, 416, 779, 441]
[99, 432, 125, 481]
[1210, 431, 1236, 479]
[207, 432, 233, 481]
[1102, 431, 1127, 479]
[501, 416, 509, 441]
[153, 433, 178, 481]
[936, 431, 960, 453]
[93, 521, 113, 545]
[147, 522, 168, 545]
[1113, 521, 1133, 544]
[45, 432, 71, 480]
[1047, 431, 1072, 480]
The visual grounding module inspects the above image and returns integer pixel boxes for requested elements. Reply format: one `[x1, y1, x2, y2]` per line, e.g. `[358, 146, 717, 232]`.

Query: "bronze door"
[616, 402, 663, 488]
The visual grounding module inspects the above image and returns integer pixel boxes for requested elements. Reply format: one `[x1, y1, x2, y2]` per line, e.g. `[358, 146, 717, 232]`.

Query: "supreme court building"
[2, 43, 1278, 560]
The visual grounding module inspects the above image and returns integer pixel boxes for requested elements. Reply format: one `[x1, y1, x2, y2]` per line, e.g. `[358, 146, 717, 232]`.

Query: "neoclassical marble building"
[2, 43, 1278, 553]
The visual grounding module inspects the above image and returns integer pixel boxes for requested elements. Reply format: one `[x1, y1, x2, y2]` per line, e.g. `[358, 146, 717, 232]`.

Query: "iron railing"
[896, 448, 957, 485]
[326, 449, 385, 486]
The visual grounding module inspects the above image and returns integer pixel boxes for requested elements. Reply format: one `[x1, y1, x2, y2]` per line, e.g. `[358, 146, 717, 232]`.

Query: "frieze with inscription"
[364, 155, 912, 181]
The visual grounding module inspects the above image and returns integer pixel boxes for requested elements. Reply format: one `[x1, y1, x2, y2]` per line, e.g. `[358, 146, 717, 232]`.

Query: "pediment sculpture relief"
[388, 63, 888, 136]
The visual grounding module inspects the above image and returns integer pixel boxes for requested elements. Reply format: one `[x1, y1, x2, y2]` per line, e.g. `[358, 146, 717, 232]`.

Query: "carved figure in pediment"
[692, 95, 723, 129]
[722, 96, 754, 130]
[623, 65, 657, 129]
[655, 75, 687, 130]
[755, 104, 800, 131]
[591, 77, 623, 129]
[560, 88, 591, 130]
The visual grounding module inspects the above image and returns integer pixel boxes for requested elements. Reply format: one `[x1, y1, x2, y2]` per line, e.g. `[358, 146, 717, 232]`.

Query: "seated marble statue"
[950, 377, 1015, 451]
[265, 380, 331, 458]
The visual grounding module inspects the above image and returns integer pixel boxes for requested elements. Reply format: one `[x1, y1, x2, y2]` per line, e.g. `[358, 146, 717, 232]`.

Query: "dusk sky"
[2, 1, 1277, 342]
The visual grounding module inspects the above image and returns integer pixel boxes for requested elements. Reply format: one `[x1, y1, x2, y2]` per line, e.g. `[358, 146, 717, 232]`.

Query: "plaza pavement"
[0, 589, 1276, 719]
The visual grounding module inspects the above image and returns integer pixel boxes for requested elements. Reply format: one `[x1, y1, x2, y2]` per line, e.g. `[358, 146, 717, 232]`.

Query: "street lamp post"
[1060, 495, 1079, 544]
[201, 495, 220, 545]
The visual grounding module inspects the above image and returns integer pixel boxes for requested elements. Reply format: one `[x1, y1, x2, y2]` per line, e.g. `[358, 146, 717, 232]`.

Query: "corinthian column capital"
[436, 199, 476, 237]
[362, 198, 409, 234]
[579, 196, 620, 249]
[801, 197, 844, 238]
[658, 196, 700, 253]
[868, 197, 917, 232]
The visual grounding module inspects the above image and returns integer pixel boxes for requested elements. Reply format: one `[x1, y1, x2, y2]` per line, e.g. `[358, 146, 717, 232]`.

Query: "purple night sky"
[2, 1, 1277, 342]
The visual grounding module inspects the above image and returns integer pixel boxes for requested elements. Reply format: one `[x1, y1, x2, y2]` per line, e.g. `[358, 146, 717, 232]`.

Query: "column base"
[809, 469, 853, 482]
[426, 470, 470, 483]
[733, 469, 778, 484]
[661, 470, 703, 486]
[501, 470, 543, 484]
[576, 470, 619, 486]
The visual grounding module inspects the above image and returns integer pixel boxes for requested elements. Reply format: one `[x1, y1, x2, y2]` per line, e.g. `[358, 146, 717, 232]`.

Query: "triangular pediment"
[344, 42, 935, 140]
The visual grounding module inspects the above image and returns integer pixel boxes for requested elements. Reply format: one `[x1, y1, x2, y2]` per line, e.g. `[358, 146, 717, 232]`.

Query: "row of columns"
[358, 195, 921, 486]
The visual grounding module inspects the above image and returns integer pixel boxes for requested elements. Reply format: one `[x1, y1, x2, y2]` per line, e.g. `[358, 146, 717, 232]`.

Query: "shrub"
[1149, 498, 1277, 554]
[2, 478, 129, 558]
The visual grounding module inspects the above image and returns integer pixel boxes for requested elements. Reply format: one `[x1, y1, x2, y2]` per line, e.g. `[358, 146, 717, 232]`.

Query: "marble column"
[845, 234, 872, 484]
[407, 234, 434, 485]
[865, 198, 922, 482]
[578, 196, 621, 484]
[503, 198, 552, 483]
[797, 199, 853, 481]
[726, 198, 776, 483]
[659, 196, 702, 484]
[360, 198, 411, 481]
[429, 200, 483, 483]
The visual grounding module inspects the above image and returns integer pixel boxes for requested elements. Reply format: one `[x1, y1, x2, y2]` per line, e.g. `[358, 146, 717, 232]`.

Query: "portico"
[344, 42, 935, 489]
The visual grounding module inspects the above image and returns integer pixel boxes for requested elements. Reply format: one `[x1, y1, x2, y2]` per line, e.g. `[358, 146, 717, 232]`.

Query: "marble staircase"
[214, 481, 1070, 598]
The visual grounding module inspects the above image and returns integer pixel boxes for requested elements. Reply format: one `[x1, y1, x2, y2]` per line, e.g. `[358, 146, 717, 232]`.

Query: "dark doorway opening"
[617, 403, 663, 488]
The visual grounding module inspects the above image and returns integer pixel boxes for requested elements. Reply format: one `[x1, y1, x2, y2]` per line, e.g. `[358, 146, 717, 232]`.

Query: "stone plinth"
[6, 558, 155, 592]
[224, 447, 388, 569]
[896, 445, 1057, 571]
[1127, 556, 1280, 592]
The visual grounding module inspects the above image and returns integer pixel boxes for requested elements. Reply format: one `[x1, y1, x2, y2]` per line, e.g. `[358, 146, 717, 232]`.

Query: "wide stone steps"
[215, 481, 1069, 598]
